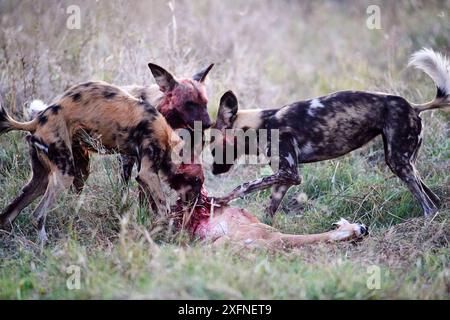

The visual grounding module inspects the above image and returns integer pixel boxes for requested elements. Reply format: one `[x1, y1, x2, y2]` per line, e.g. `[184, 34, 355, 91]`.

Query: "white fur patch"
[409, 48, 450, 96]
[300, 141, 314, 155]
[234, 109, 263, 129]
[285, 153, 295, 167]
[33, 141, 49, 154]
[308, 99, 324, 116]
[29, 100, 48, 119]
[244, 238, 254, 245]
[275, 106, 290, 120]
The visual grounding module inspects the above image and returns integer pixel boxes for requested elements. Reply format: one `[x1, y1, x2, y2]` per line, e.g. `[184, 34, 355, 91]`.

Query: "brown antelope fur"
[0, 80, 193, 242]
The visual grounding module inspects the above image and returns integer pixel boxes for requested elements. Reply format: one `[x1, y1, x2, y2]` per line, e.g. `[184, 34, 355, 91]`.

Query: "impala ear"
[192, 64, 214, 83]
[148, 63, 178, 92]
[215, 91, 238, 129]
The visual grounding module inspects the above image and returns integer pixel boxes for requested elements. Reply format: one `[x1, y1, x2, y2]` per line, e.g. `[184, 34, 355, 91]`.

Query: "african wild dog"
[67, 63, 214, 193]
[0, 81, 203, 241]
[210, 48, 449, 218]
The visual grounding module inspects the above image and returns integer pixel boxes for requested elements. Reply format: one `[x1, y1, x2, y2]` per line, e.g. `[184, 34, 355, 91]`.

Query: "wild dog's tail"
[408, 48, 450, 113]
[0, 101, 38, 135]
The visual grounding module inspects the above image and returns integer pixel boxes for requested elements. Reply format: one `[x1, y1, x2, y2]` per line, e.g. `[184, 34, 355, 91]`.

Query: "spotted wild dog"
[209, 48, 449, 218]
[0, 81, 201, 241]
[172, 164, 368, 248]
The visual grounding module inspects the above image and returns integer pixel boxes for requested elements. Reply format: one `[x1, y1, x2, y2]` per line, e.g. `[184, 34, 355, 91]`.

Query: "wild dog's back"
[34, 81, 171, 153]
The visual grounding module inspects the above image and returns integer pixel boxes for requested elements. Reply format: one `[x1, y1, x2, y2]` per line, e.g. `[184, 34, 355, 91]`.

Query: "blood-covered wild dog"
[0, 81, 196, 242]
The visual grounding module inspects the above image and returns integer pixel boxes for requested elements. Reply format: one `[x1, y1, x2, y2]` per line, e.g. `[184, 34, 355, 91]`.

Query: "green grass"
[0, 0, 449, 299]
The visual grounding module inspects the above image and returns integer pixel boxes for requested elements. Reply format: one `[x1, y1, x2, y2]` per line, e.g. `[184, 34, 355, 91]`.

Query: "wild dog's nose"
[203, 118, 212, 129]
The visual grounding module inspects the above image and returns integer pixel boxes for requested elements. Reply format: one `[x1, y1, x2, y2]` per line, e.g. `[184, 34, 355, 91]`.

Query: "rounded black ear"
[148, 63, 178, 92]
[216, 91, 238, 128]
[192, 64, 215, 83]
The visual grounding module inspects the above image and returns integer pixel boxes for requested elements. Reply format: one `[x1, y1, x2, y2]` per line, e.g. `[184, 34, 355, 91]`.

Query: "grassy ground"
[0, 0, 449, 299]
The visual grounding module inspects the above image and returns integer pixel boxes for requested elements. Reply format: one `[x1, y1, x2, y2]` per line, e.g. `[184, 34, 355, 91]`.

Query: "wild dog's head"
[168, 164, 205, 202]
[210, 91, 241, 175]
[148, 63, 214, 131]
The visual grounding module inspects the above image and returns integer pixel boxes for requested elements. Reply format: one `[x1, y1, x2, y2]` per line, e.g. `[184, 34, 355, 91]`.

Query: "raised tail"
[0, 101, 38, 135]
[408, 48, 450, 113]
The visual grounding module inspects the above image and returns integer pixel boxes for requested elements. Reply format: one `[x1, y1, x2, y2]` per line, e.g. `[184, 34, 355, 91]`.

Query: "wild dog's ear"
[216, 91, 238, 129]
[148, 63, 178, 92]
[192, 64, 214, 83]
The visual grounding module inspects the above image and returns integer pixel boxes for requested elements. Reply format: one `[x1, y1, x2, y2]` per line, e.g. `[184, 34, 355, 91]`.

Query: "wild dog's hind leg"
[0, 139, 49, 231]
[31, 168, 74, 242]
[406, 134, 441, 207]
[30, 137, 75, 242]
[383, 110, 439, 217]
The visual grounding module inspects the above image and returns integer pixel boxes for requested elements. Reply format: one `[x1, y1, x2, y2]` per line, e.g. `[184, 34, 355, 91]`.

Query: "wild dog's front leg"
[136, 156, 170, 216]
[213, 170, 300, 207]
[72, 140, 90, 194]
[120, 155, 136, 185]
[214, 137, 301, 216]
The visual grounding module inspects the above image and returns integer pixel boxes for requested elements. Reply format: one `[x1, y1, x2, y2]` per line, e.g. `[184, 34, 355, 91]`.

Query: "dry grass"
[0, 0, 449, 299]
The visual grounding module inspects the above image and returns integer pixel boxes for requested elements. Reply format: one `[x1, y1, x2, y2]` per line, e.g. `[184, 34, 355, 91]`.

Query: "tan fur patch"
[233, 109, 264, 129]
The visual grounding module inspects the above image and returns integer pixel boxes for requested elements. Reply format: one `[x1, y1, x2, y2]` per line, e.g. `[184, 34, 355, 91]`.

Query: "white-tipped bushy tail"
[408, 48, 450, 112]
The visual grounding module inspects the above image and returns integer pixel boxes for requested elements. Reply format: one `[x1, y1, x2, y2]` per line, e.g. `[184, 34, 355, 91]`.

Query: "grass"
[0, 0, 449, 299]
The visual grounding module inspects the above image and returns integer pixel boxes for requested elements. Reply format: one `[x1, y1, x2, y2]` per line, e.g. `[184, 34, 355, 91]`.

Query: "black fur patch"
[139, 89, 147, 101]
[38, 113, 48, 125]
[49, 104, 61, 115]
[436, 87, 447, 98]
[103, 89, 117, 99]
[47, 140, 75, 176]
[30, 136, 49, 153]
[72, 92, 82, 102]
[139, 100, 158, 116]
[0, 106, 10, 134]
[127, 120, 152, 145]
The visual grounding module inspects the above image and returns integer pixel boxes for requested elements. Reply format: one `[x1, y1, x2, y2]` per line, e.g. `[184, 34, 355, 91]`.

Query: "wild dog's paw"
[331, 218, 368, 241]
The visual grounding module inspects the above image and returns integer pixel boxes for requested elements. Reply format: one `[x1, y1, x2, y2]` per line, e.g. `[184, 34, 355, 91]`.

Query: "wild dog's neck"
[233, 108, 277, 130]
